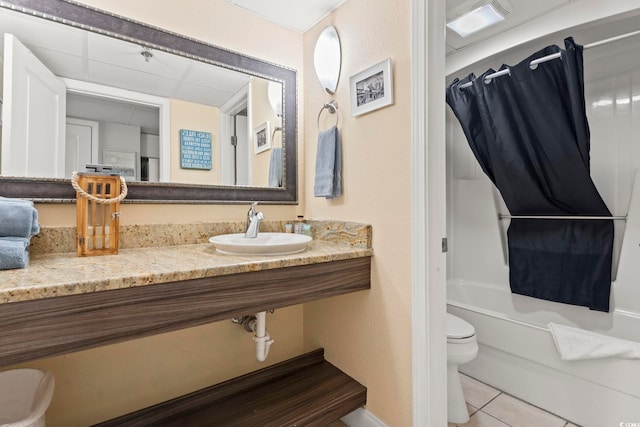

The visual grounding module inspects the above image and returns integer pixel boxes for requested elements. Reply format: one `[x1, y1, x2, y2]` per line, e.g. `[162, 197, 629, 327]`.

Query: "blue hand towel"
[0, 197, 40, 237]
[314, 126, 342, 199]
[268, 147, 283, 187]
[0, 237, 30, 270]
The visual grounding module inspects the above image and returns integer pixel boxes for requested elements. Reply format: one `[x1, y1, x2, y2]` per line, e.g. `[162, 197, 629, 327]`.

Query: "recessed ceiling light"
[447, 0, 511, 37]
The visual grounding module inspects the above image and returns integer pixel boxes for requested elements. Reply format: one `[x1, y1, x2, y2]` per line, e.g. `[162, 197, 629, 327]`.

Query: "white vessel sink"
[208, 232, 312, 255]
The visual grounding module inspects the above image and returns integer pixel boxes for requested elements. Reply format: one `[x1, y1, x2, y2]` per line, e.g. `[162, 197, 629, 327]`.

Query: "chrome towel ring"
[317, 100, 339, 130]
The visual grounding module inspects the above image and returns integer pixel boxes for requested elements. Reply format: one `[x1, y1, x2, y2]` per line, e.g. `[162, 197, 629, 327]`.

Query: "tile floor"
[448, 374, 581, 427]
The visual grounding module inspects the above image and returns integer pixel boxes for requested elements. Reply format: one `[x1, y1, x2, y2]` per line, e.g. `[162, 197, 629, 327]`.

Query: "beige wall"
[14, 0, 414, 425]
[16, 1, 306, 425]
[170, 99, 220, 185]
[302, 0, 412, 425]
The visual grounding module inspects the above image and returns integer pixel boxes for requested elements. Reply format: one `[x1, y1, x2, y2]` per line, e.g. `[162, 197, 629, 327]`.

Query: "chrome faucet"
[245, 202, 264, 238]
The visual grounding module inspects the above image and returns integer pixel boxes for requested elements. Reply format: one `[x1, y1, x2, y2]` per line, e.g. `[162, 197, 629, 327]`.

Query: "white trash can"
[0, 369, 54, 427]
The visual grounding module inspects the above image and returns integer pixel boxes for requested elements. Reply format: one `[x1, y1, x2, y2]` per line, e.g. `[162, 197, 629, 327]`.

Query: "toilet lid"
[446, 313, 475, 339]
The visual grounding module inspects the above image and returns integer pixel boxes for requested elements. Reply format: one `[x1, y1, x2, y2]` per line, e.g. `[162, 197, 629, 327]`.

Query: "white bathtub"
[447, 279, 640, 427]
[445, 36, 640, 425]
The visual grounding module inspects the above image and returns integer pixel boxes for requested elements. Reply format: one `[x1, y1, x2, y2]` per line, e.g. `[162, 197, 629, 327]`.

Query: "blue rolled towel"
[0, 237, 30, 270]
[314, 126, 342, 199]
[0, 197, 40, 237]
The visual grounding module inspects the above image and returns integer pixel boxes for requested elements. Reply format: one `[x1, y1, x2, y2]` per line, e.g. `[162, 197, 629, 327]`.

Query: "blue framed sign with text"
[180, 129, 212, 170]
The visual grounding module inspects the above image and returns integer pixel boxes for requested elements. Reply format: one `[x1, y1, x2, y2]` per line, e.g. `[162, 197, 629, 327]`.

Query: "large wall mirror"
[0, 0, 297, 203]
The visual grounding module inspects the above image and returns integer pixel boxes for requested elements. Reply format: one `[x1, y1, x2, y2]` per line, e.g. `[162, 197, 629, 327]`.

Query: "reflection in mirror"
[1, 7, 282, 187]
[0, 0, 297, 203]
[314, 26, 342, 95]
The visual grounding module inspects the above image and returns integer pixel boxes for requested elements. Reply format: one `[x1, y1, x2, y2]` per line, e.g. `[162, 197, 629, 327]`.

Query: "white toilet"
[447, 313, 478, 424]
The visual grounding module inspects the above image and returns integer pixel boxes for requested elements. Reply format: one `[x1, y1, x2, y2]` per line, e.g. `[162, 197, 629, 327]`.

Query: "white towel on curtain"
[548, 322, 640, 360]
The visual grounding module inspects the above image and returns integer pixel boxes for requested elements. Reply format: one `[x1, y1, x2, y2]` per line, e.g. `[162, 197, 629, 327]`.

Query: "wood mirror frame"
[0, 0, 297, 204]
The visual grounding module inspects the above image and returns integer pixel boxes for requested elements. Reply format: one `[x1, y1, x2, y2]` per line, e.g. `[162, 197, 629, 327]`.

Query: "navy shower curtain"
[446, 38, 614, 312]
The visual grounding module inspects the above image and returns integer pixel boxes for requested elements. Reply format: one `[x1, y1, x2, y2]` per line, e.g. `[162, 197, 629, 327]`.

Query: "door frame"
[65, 117, 100, 176]
[62, 78, 171, 182]
[220, 83, 251, 186]
[411, 0, 447, 426]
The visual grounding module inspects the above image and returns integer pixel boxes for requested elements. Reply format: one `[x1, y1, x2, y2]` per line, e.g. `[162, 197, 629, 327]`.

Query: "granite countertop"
[0, 220, 372, 304]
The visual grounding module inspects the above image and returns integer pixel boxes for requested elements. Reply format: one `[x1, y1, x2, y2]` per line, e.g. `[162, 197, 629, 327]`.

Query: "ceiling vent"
[447, 0, 512, 37]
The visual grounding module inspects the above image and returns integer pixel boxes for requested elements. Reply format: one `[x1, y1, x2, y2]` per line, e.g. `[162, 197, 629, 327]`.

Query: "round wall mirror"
[313, 26, 342, 95]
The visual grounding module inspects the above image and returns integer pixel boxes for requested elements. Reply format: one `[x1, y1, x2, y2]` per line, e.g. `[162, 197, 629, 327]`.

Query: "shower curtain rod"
[498, 214, 627, 221]
[458, 28, 640, 89]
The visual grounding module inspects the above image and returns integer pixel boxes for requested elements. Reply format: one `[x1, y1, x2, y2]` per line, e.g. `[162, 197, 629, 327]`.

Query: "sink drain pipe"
[253, 311, 274, 362]
[232, 311, 274, 362]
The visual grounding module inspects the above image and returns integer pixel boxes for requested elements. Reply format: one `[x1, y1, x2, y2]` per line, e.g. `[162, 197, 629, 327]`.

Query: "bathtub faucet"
[245, 202, 264, 238]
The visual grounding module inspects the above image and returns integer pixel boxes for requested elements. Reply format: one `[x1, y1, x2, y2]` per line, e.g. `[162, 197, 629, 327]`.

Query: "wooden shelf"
[94, 349, 366, 427]
[0, 257, 371, 367]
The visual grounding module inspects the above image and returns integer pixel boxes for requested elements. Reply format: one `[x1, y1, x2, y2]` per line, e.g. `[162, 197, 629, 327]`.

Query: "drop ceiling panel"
[87, 61, 179, 98]
[446, 0, 574, 52]
[87, 33, 191, 81]
[226, 0, 346, 33]
[172, 81, 237, 107]
[29, 47, 86, 81]
[180, 60, 250, 91]
[0, 7, 252, 108]
[0, 8, 85, 57]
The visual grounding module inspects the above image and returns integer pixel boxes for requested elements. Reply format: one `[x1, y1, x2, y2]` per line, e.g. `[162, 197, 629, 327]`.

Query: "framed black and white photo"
[254, 121, 271, 154]
[349, 58, 394, 116]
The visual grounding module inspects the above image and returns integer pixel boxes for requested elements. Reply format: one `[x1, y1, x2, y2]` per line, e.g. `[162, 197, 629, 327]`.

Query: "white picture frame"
[254, 121, 271, 154]
[103, 149, 137, 181]
[349, 57, 394, 117]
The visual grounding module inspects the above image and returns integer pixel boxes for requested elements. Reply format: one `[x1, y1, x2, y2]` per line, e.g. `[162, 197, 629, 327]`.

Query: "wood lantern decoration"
[72, 172, 127, 256]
